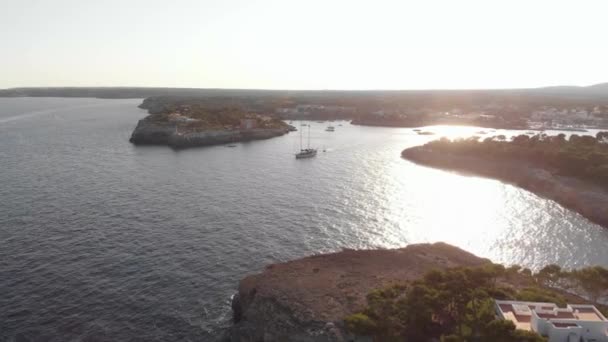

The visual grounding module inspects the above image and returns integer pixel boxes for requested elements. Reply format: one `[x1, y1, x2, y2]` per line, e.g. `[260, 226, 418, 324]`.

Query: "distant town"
[277, 103, 608, 130]
[3, 85, 608, 130]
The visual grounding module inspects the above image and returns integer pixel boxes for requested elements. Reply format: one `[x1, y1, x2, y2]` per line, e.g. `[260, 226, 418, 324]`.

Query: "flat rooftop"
[496, 300, 607, 331]
[499, 303, 533, 331]
[572, 307, 606, 322]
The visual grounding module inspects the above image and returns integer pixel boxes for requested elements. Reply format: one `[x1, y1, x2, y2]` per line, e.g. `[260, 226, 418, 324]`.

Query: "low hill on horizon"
[2, 83, 608, 99]
[3, 85, 608, 116]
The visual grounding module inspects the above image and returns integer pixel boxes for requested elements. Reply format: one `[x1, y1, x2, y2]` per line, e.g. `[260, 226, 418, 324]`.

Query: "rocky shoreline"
[402, 145, 608, 229]
[226, 243, 489, 341]
[130, 97, 294, 148]
[129, 117, 290, 149]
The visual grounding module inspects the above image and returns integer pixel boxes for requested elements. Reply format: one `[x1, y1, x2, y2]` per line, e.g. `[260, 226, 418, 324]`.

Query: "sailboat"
[295, 124, 317, 159]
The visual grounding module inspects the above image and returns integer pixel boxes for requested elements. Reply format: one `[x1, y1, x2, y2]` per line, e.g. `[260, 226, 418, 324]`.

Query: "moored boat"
[295, 124, 317, 159]
[296, 148, 317, 159]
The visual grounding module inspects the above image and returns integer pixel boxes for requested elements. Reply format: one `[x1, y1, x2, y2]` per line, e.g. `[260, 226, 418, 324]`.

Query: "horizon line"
[1, 83, 606, 93]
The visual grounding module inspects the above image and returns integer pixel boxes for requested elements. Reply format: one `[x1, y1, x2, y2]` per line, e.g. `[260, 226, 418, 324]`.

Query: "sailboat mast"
[307, 124, 311, 149]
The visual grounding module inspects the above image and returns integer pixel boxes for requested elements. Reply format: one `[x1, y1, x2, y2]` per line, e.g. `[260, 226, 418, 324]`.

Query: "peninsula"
[402, 132, 608, 229]
[227, 242, 607, 341]
[129, 96, 293, 148]
[228, 243, 489, 341]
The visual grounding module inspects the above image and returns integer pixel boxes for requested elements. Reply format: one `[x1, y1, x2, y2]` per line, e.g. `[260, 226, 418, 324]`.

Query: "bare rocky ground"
[227, 243, 489, 342]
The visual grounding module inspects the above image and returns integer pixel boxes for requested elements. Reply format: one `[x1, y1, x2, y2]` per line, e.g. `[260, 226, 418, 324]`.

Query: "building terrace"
[495, 300, 608, 342]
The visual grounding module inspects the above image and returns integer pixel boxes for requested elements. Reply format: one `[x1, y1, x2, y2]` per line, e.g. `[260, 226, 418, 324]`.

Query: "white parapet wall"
[495, 300, 608, 342]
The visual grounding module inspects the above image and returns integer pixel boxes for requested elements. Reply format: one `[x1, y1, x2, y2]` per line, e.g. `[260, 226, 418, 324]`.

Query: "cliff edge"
[129, 117, 290, 148]
[130, 97, 292, 148]
[227, 242, 489, 342]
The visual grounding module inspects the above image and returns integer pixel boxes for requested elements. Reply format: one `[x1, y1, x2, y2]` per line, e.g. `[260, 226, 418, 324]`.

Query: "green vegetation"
[425, 132, 608, 188]
[150, 104, 287, 131]
[345, 263, 608, 342]
[515, 287, 566, 307]
[533, 264, 608, 305]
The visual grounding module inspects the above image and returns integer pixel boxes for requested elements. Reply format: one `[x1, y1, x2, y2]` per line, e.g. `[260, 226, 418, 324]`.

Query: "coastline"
[225, 242, 605, 341]
[129, 117, 290, 149]
[401, 145, 608, 229]
[130, 97, 293, 149]
[351, 117, 527, 130]
[226, 243, 489, 341]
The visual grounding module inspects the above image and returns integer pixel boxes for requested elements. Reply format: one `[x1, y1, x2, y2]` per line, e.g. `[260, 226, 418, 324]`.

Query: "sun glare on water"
[377, 127, 520, 260]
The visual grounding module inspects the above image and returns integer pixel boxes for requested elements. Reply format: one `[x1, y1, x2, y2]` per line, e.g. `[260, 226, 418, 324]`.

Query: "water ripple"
[1, 98, 608, 341]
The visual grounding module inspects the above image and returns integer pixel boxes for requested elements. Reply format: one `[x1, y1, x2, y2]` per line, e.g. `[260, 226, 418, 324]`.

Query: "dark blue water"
[2, 98, 608, 341]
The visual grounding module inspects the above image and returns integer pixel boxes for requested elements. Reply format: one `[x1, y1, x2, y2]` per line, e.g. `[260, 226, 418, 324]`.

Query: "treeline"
[134, 89, 608, 122]
[150, 104, 286, 130]
[425, 132, 608, 188]
[5, 86, 608, 108]
[533, 264, 608, 304]
[345, 263, 608, 342]
[352, 112, 528, 129]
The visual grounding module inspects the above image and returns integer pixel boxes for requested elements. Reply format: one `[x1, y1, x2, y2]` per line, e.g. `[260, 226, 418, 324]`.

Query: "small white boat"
[325, 126, 335, 132]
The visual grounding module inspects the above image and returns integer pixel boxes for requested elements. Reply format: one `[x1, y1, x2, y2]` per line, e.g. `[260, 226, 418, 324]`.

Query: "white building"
[495, 300, 608, 341]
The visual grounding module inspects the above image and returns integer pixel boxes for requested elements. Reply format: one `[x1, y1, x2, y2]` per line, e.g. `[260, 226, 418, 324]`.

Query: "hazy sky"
[1, 0, 607, 89]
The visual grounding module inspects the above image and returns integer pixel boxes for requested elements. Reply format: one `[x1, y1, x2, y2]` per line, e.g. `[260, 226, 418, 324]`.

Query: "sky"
[1, 0, 608, 90]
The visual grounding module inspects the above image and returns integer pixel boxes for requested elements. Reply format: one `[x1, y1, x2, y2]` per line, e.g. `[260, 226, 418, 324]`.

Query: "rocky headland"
[130, 97, 292, 148]
[129, 118, 291, 148]
[226, 242, 608, 342]
[401, 141, 608, 229]
[227, 242, 489, 341]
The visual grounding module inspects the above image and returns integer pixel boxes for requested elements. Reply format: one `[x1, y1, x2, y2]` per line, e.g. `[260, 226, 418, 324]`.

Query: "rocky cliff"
[402, 145, 608, 229]
[227, 243, 489, 342]
[129, 117, 290, 148]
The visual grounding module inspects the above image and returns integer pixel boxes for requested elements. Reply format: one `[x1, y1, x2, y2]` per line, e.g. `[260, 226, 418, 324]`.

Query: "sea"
[1, 97, 607, 341]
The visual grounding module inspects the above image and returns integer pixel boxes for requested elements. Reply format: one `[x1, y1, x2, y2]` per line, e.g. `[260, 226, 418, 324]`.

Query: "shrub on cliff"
[347, 262, 608, 340]
[344, 265, 548, 341]
[533, 264, 608, 304]
[515, 287, 566, 307]
[566, 266, 608, 303]
[440, 320, 546, 342]
[478, 319, 546, 342]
